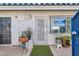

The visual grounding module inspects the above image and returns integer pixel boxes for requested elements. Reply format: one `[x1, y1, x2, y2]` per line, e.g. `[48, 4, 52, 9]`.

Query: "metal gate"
[0, 17, 11, 44]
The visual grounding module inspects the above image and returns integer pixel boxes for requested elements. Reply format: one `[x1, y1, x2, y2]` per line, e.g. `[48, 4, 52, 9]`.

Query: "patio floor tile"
[0, 45, 32, 56]
[49, 45, 72, 56]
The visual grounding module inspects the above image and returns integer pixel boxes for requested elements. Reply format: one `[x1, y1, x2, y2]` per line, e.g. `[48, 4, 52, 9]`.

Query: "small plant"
[67, 36, 71, 40]
[56, 36, 61, 40]
[18, 27, 32, 49]
[56, 36, 62, 44]
[20, 31, 26, 38]
[18, 31, 29, 49]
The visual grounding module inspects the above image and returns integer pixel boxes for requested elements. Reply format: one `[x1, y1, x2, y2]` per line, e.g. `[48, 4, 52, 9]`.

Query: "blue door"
[72, 12, 79, 56]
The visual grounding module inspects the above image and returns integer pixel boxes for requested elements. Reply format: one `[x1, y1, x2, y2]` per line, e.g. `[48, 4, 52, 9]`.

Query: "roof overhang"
[0, 3, 79, 11]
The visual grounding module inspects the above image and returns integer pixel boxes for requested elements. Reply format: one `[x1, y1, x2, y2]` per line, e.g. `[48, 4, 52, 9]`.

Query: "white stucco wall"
[11, 14, 34, 45]
[0, 11, 34, 45]
[0, 10, 76, 45]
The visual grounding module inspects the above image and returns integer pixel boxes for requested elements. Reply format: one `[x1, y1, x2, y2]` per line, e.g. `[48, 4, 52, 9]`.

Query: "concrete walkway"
[0, 45, 33, 56]
[0, 45, 71, 56]
[49, 45, 72, 56]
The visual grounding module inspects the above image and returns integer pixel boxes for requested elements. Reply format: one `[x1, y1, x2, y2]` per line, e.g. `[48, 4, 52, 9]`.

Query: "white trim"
[0, 6, 79, 10]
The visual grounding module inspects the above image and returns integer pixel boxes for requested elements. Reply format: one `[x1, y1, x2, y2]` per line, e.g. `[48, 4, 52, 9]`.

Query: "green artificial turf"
[30, 45, 53, 56]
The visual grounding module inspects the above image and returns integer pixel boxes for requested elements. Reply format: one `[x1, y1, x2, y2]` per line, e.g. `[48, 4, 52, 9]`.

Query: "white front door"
[34, 16, 48, 45]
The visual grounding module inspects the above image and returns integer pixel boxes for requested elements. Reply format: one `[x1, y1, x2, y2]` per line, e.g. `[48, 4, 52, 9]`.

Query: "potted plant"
[19, 31, 29, 49]
[56, 36, 62, 48]
[66, 35, 71, 46]
[56, 36, 62, 44]
[18, 28, 32, 49]
[62, 35, 71, 47]
[19, 31, 29, 42]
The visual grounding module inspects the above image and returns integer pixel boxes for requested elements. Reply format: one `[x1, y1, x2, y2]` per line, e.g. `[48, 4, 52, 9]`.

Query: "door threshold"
[0, 44, 12, 46]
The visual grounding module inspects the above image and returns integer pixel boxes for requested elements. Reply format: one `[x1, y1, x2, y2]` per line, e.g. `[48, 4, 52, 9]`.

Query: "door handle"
[45, 28, 46, 32]
[72, 31, 77, 35]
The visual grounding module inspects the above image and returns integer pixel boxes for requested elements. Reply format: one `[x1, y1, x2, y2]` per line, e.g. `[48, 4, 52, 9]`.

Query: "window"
[50, 16, 71, 34]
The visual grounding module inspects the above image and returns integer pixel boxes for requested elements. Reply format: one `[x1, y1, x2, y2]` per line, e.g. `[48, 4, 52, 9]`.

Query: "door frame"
[34, 16, 48, 45]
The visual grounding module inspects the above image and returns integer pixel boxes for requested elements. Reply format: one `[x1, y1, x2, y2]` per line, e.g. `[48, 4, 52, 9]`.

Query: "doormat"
[30, 45, 53, 56]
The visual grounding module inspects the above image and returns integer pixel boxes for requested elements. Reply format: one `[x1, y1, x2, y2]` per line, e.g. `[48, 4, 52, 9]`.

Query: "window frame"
[49, 16, 71, 34]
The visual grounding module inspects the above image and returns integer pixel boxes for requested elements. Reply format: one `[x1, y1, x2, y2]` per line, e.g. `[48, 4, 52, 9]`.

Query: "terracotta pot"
[19, 37, 28, 43]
